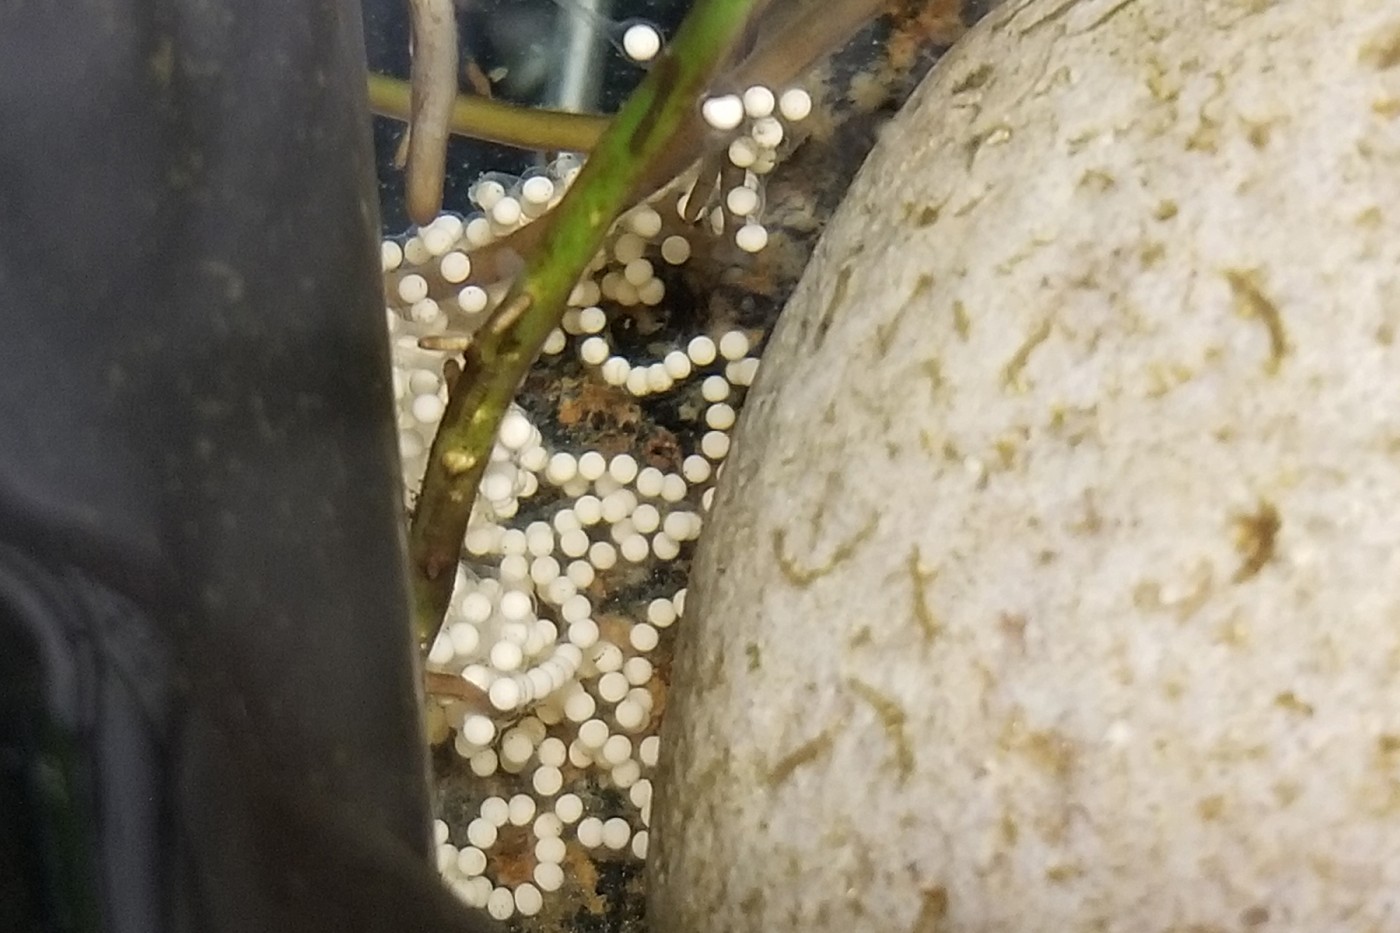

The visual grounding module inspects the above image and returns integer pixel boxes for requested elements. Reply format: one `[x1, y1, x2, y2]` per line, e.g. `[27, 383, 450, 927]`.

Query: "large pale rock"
[650, 1, 1400, 930]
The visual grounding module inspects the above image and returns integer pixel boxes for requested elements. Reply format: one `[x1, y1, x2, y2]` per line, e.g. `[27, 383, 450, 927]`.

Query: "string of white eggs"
[379, 72, 810, 925]
[395, 320, 741, 923]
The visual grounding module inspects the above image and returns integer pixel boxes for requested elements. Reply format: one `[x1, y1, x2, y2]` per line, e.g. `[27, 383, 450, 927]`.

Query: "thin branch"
[736, 0, 890, 92]
[404, 0, 458, 225]
[368, 73, 609, 155]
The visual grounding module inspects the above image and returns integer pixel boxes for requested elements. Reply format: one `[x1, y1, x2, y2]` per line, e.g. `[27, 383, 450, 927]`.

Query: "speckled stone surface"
[651, 1, 1400, 930]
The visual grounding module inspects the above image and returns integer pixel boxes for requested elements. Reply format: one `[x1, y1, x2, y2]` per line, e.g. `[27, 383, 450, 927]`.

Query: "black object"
[0, 2, 487, 931]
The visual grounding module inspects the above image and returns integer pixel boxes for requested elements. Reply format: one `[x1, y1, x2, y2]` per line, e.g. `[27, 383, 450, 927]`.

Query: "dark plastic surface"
[0, 2, 488, 930]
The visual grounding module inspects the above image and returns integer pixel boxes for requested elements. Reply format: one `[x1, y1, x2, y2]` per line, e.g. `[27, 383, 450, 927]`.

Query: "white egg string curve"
[383, 67, 813, 920]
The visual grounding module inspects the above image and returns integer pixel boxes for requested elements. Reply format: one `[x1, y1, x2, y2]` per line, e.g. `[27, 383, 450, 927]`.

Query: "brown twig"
[405, 0, 459, 225]
[423, 669, 493, 715]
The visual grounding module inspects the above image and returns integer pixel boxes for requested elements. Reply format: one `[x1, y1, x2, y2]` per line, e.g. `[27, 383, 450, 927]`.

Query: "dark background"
[361, 0, 694, 232]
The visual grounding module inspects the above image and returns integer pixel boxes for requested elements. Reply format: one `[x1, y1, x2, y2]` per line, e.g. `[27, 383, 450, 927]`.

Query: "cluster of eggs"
[380, 62, 812, 922]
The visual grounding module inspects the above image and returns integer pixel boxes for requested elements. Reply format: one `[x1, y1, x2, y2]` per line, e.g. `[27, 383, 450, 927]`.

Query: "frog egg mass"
[380, 42, 816, 921]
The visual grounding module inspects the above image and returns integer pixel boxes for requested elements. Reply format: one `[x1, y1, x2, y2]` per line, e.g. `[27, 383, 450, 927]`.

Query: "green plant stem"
[367, 73, 609, 153]
[406, 0, 763, 645]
